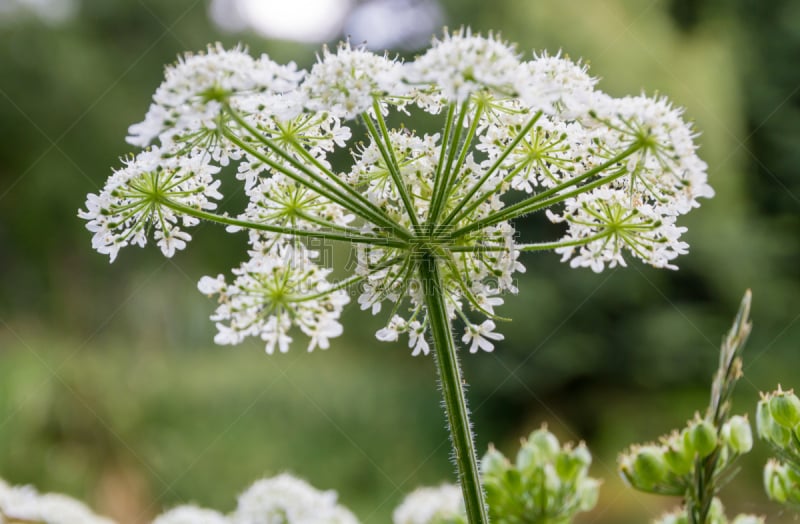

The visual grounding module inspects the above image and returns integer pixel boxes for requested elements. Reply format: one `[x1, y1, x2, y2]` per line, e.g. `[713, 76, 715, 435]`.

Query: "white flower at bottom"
[0, 482, 116, 524]
[152, 505, 229, 524]
[232, 474, 358, 524]
[392, 484, 465, 524]
[462, 320, 504, 353]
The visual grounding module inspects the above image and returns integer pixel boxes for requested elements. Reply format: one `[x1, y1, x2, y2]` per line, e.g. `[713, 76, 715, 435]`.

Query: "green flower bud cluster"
[654, 498, 763, 524]
[757, 387, 800, 448]
[480, 426, 600, 523]
[619, 413, 753, 496]
[757, 386, 800, 507]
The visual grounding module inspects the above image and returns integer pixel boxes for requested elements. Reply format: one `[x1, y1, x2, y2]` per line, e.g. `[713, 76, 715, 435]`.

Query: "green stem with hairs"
[418, 250, 489, 524]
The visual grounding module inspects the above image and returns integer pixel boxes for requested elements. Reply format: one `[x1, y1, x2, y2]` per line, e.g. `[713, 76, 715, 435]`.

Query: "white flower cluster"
[79, 149, 222, 262]
[0, 474, 358, 524]
[151, 474, 358, 524]
[199, 243, 349, 354]
[392, 484, 465, 524]
[232, 474, 357, 524]
[653, 498, 763, 524]
[0, 479, 115, 524]
[81, 28, 712, 355]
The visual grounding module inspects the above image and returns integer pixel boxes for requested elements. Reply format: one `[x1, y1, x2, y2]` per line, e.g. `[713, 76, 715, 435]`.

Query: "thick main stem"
[418, 251, 489, 524]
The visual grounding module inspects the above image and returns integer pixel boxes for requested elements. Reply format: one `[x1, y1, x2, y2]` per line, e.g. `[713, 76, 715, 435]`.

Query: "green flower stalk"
[618, 291, 757, 524]
[80, 30, 713, 523]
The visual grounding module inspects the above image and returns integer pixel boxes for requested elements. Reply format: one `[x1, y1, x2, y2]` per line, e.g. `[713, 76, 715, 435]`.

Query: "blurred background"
[1, 0, 799, 522]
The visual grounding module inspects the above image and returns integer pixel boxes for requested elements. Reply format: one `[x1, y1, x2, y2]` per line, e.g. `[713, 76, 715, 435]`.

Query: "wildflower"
[79, 148, 221, 261]
[127, 43, 303, 160]
[392, 484, 466, 524]
[82, 31, 711, 355]
[0, 480, 116, 524]
[82, 28, 715, 524]
[152, 506, 229, 524]
[462, 320, 504, 353]
[232, 474, 358, 524]
[200, 243, 349, 354]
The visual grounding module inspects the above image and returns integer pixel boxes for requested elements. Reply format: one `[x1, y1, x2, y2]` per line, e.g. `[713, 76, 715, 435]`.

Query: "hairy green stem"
[418, 251, 488, 524]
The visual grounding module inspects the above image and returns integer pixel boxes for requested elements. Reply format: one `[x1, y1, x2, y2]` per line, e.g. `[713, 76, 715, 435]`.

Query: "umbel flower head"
[80, 28, 712, 355]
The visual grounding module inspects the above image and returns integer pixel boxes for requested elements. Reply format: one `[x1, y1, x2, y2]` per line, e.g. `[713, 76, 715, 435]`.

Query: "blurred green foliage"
[1, 0, 799, 522]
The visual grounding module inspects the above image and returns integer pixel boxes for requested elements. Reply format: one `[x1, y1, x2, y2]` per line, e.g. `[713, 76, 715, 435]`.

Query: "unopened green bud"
[769, 389, 800, 428]
[514, 446, 537, 473]
[721, 415, 753, 454]
[757, 398, 792, 446]
[764, 460, 789, 503]
[527, 427, 560, 458]
[543, 463, 561, 493]
[481, 445, 508, 477]
[686, 419, 718, 458]
[555, 443, 591, 481]
[632, 446, 668, 490]
[756, 398, 771, 439]
[555, 450, 582, 481]
[572, 442, 592, 468]
[577, 477, 601, 512]
[663, 444, 693, 476]
[517, 427, 559, 471]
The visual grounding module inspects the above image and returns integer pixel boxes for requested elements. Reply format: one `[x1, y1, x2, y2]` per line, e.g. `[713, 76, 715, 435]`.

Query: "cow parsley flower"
[0, 481, 116, 524]
[514, 51, 597, 116]
[79, 148, 221, 261]
[462, 320, 504, 353]
[152, 506, 229, 524]
[128, 43, 303, 160]
[199, 242, 348, 353]
[303, 42, 404, 119]
[392, 484, 466, 524]
[82, 30, 714, 524]
[232, 474, 358, 524]
[546, 187, 689, 272]
[408, 28, 520, 102]
[82, 30, 712, 354]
